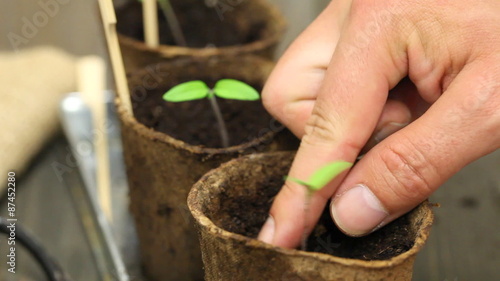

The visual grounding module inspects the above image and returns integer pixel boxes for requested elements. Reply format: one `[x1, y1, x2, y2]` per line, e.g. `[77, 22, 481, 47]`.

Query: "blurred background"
[0, 0, 498, 280]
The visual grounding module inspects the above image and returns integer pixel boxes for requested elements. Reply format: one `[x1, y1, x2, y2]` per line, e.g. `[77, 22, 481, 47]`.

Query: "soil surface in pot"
[116, 2, 261, 48]
[132, 80, 275, 148]
[216, 175, 415, 260]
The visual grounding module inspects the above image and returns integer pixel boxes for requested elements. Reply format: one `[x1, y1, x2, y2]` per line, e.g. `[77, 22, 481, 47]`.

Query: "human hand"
[258, 0, 500, 248]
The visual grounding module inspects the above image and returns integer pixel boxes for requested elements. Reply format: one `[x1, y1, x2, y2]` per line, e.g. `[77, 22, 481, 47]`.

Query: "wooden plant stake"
[97, 0, 132, 113]
[77, 56, 113, 222]
[142, 0, 159, 47]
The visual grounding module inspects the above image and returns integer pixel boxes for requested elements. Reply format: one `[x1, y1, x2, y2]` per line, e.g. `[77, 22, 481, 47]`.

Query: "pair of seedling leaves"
[163, 79, 259, 148]
[163, 79, 260, 102]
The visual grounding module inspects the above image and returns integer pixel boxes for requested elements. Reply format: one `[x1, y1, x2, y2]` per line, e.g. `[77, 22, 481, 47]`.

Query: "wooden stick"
[97, 0, 132, 113]
[143, 0, 160, 47]
[77, 56, 113, 223]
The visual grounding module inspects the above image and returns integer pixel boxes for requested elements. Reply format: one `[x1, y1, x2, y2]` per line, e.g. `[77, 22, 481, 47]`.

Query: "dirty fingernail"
[258, 216, 275, 244]
[331, 184, 388, 236]
[374, 122, 408, 143]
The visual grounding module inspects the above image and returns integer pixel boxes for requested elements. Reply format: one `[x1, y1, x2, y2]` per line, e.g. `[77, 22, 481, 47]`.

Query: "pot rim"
[117, 0, 286, 57]
[116, 56, 282, 156]
[188, 152, 434, 269]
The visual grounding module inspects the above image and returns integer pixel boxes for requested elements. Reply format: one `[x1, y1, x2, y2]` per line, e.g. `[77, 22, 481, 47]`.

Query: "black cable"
[0, 217, 72, 281]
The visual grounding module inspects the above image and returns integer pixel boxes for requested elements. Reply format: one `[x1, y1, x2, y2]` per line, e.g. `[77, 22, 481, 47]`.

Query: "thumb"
[330, 65, 500, 236]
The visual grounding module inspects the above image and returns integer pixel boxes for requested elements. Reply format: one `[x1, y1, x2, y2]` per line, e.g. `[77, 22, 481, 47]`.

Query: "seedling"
[285, 161, 353, 250]
[163, 79, 260, 147]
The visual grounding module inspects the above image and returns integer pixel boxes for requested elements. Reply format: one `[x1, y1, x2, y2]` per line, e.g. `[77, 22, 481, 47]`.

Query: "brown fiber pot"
[116, 0, 286, 73]
[116, 56, 299, 281]
[188, 152, 434, 281]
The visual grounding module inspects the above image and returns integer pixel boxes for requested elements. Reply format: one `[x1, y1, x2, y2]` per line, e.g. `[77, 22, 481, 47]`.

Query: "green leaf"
[213, 79, 260, 101]
[307, 161, 353, 191]
[163, 80, 209, 102]
[284, 161, 353, 191]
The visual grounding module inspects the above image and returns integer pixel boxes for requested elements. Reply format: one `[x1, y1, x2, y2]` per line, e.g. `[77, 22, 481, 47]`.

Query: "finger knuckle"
[302, 109, 365, 156]
[302, 109, 337, 146]
[378, 141, 435, 202]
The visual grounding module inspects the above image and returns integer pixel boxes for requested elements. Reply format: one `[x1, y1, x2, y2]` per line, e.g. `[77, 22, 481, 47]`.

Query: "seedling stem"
[157, 0, 187, 46]
[208, 90, 230, 147]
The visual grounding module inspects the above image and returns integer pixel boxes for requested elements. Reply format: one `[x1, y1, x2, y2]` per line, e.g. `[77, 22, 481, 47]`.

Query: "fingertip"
[258, 215, 275, 244]
[260, 179, 317, 248]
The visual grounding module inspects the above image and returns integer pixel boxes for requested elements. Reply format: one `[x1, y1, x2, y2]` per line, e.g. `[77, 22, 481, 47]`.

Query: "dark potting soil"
[132, 80, 274, 148]
[116, 2, 259, 48]
[305, 208, 414, 260]
[217, 175, 415, 261]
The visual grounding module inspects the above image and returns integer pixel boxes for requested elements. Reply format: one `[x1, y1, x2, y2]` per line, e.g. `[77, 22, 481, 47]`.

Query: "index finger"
[259, 6, 407, 248]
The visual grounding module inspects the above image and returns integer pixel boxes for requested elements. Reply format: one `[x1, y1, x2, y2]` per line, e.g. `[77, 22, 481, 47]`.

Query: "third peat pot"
[115, 0, 286, 73]
[188, 152, 434, 281]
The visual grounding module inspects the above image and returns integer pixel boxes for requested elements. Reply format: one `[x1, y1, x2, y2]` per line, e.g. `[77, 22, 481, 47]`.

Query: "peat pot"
[116, 56, 299, 281]
[116, 0, 286, 73]
[188, 151, 434, 281]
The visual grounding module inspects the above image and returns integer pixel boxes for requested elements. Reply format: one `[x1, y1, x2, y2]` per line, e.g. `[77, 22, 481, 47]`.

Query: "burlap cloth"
[0, 47, 76, 194]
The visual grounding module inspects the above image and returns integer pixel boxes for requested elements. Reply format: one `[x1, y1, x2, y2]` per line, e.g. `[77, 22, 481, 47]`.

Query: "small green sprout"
[285, 161, 353, 191]
[284, 161, 353, 250]
[163, 79, 260, 147]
